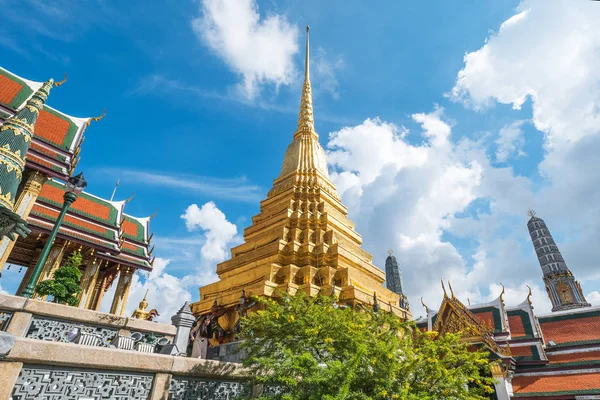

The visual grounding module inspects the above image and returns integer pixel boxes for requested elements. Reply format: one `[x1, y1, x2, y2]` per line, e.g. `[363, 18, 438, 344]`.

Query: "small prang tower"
[385, 250, 409, 310]
[527, 210, 590, 312]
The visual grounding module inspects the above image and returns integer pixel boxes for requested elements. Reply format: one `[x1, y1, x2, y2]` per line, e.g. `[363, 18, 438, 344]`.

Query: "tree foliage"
[239, 292, 497, 400]
[35, 251, 83, 306]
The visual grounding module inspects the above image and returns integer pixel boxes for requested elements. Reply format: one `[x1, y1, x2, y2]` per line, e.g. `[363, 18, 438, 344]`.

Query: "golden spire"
[296, 25, 316, 138]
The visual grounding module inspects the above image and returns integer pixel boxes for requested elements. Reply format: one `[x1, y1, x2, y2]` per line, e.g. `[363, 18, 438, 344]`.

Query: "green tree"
[35, 251, 83, 306]
[239, 292, 497, 400]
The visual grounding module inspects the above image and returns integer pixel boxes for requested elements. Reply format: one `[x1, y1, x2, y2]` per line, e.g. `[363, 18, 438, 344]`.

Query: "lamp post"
[21, 172, 87, 298]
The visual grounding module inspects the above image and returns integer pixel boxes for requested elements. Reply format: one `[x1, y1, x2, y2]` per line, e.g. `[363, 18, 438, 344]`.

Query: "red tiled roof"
[39, 184, 111, 221]
[512, 372, 600, 394]
[31, 204, 111, 237]
[548, 351, 600, 364]
[509, 315, 527, 338]
[0, 74, 22, 105]
[30, 141, 64, 160]
[122, 242, 138, 252]
[28, 218, 115, 249]
[35, 109, 71, 147]
[540, 315, 600, 345]
[26, 153, 63, 173]
[512, 346, 534, 357]
[473, 311, 496, 330]
[122, 219, 139, 238]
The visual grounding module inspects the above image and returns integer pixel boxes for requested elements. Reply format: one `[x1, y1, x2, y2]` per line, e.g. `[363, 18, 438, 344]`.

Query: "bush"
[35, 251, 83, 306]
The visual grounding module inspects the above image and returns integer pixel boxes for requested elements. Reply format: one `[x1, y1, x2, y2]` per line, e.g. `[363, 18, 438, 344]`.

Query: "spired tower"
[385, 250, 409, 310]
[527, 210, 591, 312]
[191, 28, 411, 331]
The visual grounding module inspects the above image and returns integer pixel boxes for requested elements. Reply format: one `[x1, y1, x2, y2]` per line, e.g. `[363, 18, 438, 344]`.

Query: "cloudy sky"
[1, 0, 599, 322]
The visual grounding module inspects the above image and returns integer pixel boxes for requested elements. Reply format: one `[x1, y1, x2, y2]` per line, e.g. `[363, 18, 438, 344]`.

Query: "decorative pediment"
[433, 280, 511, 357]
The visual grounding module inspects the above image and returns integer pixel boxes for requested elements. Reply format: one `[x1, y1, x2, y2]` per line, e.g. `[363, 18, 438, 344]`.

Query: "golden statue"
[131, 289, 159, 321]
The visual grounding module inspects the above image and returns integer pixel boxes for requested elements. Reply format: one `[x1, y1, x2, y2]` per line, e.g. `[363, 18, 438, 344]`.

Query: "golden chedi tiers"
[191, 27, 411, 331]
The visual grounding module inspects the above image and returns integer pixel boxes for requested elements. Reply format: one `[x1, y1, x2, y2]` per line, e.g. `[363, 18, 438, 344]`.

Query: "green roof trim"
[122, 243, 146, 257]
[507, 309, 535, 338]
[30, 209, 116, 240]
[40, 180, 120, 226]
[123, 215, 146, 242]
[0, 68, 34, 109]
[539, 310, 600, 324]
[37, 105, 79, 151]
[471, 306, 503, 332]
[517, 359, 600, 370]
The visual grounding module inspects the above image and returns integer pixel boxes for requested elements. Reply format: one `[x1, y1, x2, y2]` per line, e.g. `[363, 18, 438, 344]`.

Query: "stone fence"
[0, 293, 254, 400]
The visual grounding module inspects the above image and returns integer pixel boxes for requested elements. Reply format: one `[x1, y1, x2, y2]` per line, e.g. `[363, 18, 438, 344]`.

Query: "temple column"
[78, 259, 102, 308]
[0, 171, 47, 272]
[110, 267, 134, 316]
[15, 248, 42, 295]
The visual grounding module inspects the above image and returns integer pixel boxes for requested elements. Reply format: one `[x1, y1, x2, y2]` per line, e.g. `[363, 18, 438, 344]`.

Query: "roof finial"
[85, 108, 106, 127]
[387, 249, 393, 256]
[54, 73, 68, 87]
[110, 180, 119, 201]
[527, 209, 536, 218]
[441, 279, 447, 297]
[124, 192, 135, 203]
[420, 297, 429, 313]
[296, 25, 315, 136]
[305, 25, 310, 81]
[448, 281, 455, 298]
[526, 284, 533, 305]
[150, 209, 158, 219]
[499, 283, 505, 302]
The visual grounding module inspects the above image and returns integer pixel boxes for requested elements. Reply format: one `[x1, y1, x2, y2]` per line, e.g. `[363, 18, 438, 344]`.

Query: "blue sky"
[1, 0, 600, 321]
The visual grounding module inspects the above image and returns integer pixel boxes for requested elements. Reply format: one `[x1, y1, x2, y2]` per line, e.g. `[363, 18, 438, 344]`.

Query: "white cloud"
[495, 120, 527, 162]
[326, 108, 488, 308]
[181, 202, 238, 264]
[313, 47, 344, 99]
[451, 0, 600, 149]
[587, 291, 600, 306]
[97, 168, 264, 203]
[191, 0, 299, 100]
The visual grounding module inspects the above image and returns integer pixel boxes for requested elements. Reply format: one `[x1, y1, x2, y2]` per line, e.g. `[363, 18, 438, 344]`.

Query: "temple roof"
[512, 372, 600, 398]
[538, 306, 600, 347]
[0, 66, 96, 180]
[28, 179, 154, 270]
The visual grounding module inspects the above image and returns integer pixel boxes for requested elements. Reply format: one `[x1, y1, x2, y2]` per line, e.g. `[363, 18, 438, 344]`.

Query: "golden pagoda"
[191, 27, 411, 331]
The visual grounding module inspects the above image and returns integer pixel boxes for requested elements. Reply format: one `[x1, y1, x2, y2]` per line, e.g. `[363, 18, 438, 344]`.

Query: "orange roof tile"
[540, 315, 600, 345]
[39, 184, 111, 221]
[30, 141, 63, 160]
[0, 74, 22, 105]
[548, 350, 600, 364]
[31, 204, 111, 237]
[512, 346, 534, 357]
[35, 109, 71, 147]
[26, 154, 63, 173]
[122, 219, 139, 238]
[512, 372, 600, 394]
[509, 314, 527, 338]
[122, 242, 138, 252]
[474, 311, 496, 330]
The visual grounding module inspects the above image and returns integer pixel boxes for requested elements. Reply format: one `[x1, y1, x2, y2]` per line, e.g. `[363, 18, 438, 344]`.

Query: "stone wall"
[0, 293, 252, 400]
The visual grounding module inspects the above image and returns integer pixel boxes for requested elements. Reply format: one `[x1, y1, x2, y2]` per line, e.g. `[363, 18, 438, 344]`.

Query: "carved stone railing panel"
[11, 365, 153, 400]
[0, 309, 12, 331]
[25, 316, 118, 347]
[169, 376, 250, 400]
